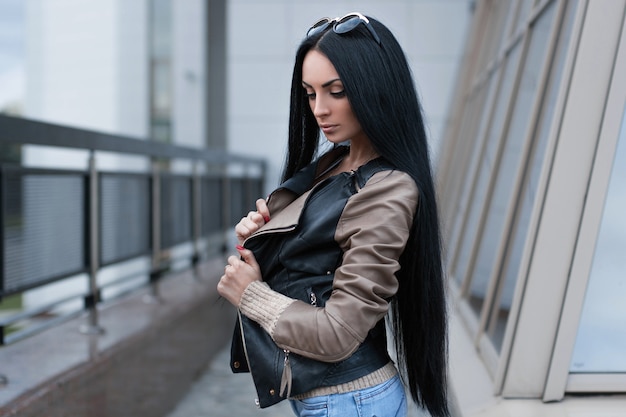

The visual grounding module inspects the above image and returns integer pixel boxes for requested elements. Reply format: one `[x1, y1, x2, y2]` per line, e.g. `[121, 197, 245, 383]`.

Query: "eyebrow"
[301, 78, 343, 88]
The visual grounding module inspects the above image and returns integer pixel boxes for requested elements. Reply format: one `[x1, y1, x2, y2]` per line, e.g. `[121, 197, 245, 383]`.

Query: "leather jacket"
[230, 147, 418, 408]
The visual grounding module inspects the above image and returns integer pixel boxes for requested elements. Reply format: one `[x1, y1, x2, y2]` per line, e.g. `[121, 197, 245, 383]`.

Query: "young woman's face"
[301, 49, 367, 145]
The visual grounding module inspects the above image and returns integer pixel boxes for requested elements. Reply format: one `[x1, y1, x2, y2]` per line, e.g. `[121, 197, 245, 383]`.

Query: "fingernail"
[263, 216, 270, 223]
[236, 245, 245, 251]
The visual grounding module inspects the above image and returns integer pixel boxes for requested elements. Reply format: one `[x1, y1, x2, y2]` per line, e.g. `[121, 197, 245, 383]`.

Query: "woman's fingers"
[235, 206, 270, 244]
[235, 216, 260, 240]
[236, 245, 261, 273]
[236, 217, 256, 234]
[217, 250, 262, 306]
[256, 199, 271, 223]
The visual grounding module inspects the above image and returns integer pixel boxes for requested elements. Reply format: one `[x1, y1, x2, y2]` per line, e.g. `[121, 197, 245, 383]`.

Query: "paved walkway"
[166, 346, 293, 417]
[167, 346, 428, 417]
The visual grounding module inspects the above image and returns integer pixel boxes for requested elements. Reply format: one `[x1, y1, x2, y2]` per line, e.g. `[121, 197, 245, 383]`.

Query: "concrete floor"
[167, 347, 293, 417]
[167, 347, 430, 417]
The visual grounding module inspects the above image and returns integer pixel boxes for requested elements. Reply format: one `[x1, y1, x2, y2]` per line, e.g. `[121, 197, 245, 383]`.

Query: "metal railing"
[0, 114, 265, 345]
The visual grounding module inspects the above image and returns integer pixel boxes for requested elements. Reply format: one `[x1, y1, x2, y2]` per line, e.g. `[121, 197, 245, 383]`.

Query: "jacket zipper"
[279, 290, 318, 399]
[237, 312, 252, 367]
[237, 311, 260, 407]
[350, 170, 362, 192]
[280, 349, 292, 398]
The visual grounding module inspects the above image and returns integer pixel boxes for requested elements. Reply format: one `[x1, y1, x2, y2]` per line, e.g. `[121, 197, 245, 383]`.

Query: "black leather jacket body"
[231, 149, 396, 408]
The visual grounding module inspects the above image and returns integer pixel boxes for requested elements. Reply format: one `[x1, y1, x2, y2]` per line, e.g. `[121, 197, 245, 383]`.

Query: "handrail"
[0, 114, 264, 166]
[0, 115, 265, 346]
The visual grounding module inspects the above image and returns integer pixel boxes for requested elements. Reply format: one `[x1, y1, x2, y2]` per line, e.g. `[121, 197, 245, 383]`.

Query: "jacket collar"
[252, 146, 393, 239]
[281, 145, 349, 196]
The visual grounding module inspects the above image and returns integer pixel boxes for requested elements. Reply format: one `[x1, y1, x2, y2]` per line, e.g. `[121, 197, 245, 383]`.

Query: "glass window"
[453, 42, 523, 303]
[445, 83, 492, 274]
[476, 0, 516, 73]
[0, 0, 25, 163]
[490, 0, 578, 351]
[570, 104, 626, 373]
[0, 0, 24, 115]
[464, 2, 554, 318]
[150, 0, 172, 143]
[469, 1, 557, 350]
[512, 0, 537, 35]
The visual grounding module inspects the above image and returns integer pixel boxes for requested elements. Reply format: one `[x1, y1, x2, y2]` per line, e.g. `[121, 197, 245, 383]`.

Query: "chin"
[323, 135, 349, 146]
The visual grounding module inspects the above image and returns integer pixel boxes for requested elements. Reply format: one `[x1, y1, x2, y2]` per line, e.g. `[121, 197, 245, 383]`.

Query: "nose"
[312, 96, 330, 118]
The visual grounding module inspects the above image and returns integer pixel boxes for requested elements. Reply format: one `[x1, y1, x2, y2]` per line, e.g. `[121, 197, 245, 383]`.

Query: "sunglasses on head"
[306, 12, 382, 46]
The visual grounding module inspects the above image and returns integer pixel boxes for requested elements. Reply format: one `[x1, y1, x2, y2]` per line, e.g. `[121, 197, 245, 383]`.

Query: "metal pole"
[80, 151, 104, 335]
[221, 172, 230, 255]
[0, 166, 5, 304]
[145, 159, 162, 303]
[0, 167, 8, 385]
[191, 162, 201, 278]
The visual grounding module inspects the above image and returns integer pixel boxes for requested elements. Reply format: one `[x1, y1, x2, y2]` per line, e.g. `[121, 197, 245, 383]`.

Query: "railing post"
[221, 170, 230, 255]
[0, 166, 8, 386]
[0, 165, 5, 304]
[146, 159, 162, 303]
[244, 166, 252, 213]
[80, 151, 104, 335]
[260, 160, 267, 199]
[191, 162, 201, 278]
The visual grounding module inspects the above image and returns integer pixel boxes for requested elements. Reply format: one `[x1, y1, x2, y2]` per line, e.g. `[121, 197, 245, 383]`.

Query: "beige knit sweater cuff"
[239, 281, 296, 337]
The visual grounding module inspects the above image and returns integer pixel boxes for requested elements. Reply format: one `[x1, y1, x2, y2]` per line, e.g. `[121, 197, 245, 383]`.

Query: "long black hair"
[283, 16, 449, 417]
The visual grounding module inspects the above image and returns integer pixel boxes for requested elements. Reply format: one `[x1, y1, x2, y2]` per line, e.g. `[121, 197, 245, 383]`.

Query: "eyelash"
[305, 91, 346, 99]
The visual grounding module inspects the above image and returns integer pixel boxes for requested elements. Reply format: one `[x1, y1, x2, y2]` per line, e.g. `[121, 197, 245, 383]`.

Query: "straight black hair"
[283, 16, 449, 417]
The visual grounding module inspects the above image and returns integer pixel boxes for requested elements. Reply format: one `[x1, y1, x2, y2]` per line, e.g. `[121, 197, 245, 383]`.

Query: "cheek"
[337, 102, 352, 119]
[342, 106, 360, 128]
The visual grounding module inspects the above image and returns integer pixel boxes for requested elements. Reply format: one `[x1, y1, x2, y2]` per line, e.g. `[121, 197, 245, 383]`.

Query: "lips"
[320, 124, 337, 134]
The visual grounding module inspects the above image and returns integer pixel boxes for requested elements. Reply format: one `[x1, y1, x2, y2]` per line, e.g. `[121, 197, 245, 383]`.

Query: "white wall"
[172, 0, 207, 150]
[24, 0, 147, 136]
[23, 0, 150, 171]
[227, 0, 472, 192]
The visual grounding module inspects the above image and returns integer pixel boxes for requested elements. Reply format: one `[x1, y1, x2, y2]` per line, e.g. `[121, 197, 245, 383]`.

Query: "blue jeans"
[289, 375, 407, 417]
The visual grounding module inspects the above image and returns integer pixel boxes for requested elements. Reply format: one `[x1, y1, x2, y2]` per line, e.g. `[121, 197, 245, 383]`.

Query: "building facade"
[438, 0, 626, 415]
[11, 1, 626, 416]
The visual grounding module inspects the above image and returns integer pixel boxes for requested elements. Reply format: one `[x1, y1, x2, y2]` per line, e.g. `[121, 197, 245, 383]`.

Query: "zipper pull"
[310, 292, 317, 307]
[280, 349, 292, 398]
[349, 170, 362, 192]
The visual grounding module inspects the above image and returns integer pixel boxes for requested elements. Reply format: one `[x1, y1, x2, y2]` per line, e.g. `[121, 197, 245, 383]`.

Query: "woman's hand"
[217, 246, 262, 307]
[235, 198, 271, 245]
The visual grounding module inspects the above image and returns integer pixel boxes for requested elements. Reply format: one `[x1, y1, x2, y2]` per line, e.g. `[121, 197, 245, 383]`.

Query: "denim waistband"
[292, 362, 398, 400]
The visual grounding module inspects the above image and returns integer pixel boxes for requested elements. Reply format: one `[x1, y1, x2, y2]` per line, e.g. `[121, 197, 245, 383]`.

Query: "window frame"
[486, 0, 579, 391]
[439, 0, 626, 399]
[439, 0, 515, 230]
[499, 0, 625, 397]
[444, 0, 576, 383]
[543, 16, 626, 400]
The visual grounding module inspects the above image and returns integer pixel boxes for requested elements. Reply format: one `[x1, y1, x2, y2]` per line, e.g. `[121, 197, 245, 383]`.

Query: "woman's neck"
[342, 143, 379, 172]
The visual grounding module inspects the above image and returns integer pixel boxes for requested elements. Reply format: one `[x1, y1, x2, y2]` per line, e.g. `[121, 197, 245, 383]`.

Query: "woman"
[218, 12, 449, 417]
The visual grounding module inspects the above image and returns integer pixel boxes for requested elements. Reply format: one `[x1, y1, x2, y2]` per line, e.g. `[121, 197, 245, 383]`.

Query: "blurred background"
[2, 1, 625, 416]
[0, 0, 471, 188]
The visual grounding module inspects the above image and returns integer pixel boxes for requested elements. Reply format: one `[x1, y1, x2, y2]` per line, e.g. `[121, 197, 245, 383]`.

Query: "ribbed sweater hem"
[292, 362, 398, 400]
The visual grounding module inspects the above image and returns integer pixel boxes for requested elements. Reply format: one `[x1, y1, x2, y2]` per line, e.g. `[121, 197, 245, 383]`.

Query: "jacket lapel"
[253, 146, 349, 237]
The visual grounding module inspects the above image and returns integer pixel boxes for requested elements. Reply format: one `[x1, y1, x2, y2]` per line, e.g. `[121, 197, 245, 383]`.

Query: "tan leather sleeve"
[269, 170, 418, 362]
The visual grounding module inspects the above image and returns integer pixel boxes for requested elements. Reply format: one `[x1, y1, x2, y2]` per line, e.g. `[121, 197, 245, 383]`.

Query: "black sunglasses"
[306, 12, 382, 46]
